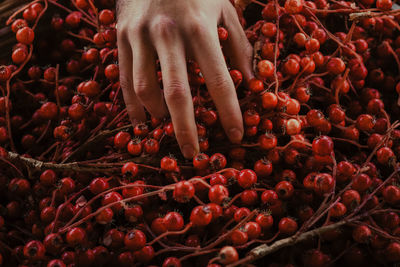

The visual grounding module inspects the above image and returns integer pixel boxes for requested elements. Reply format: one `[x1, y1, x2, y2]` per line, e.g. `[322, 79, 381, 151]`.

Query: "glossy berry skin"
[237, 169, 257, 188]
[66, 227, 86, 246]
[190, 205, 212, 226]
[0, 65, 11, 81]
[47, 259, 66, 267]
[259, 134, 277, 150]
[39, 102, 58, 120]
[193, 153, 210, 170]
[215, 26, 228, 41]
[248, 77, 264, 94]
[16, 27, 35, 44]
[327, 57, 345, 75]
[234, 207, 251, 222]
[254, 159, 273, 177]
[40, 169, 57, 187]
[376, 147, 395, 164]
[160, 156, 178, 172]
[90, 177, 109, 195]
[313, 173, 334, 195]
[121, 162, 139, 177]
[383, 185, 400, 205]
[134, 245, 155, 263]
[256, 213, 273, 229]
[208, 185, 229, 204]
[257, 60, 274, 78]
[127, 139, 142, 155]
[99, 9, 115, 25]
[144, 138, 159, 154]
[244, 221, 262, 239]
[219, 246, 239, 264]
[329, 202, 347, 218]
[275, 181, 294, 200]
[173, 181, 195, 203]
[278, 217, 298, 235]
[352, 225, 372, 243]
[164, 212, 185, 231]
[114, 131, 131, 149]
[312, 135, 333, 156]
[230, 229, 248, 245]
[162, 257, 182, 267]
[261, 92, 278, 110]
[23, 240, 45, 261]
[96, 208, 114, 224]
[124, 229, 146, 251]
[285, 0, 304, 14]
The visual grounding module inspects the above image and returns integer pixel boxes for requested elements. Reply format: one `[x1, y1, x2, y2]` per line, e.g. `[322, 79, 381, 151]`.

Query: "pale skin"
[116, 0, 254, 158]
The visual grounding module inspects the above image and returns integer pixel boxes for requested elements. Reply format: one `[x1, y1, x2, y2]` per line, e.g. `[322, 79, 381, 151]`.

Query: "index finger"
[151, 18, 199, 158]
[190, 25, 244, 143]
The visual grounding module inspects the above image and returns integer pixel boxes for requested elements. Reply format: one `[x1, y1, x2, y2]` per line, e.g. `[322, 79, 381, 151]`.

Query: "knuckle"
[119, 75, 132, 90]
[185, 18, 207, 36]
[150, 16, 177, 38]
[128, 21, 147, 37]
[209, 73, 233, 95]
[117, 25, 129, 42]
[125, 102, 141, 117]
[134, 79, 153, 102]
[164, 80, 187, 102]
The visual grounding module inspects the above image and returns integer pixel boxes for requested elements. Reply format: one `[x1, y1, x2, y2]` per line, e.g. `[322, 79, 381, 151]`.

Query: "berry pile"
[0, 0, 400, 266]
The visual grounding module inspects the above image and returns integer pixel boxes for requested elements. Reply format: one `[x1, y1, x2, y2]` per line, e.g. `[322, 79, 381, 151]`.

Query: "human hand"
[116, 0, 254, 158]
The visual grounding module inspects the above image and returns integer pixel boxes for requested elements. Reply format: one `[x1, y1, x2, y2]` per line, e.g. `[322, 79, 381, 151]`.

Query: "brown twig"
[227, 215, 363, 267]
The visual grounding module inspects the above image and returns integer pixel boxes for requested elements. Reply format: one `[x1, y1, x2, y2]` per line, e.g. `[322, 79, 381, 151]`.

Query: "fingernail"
[182, 144, 196, 159]
[229, 128, 243, 143]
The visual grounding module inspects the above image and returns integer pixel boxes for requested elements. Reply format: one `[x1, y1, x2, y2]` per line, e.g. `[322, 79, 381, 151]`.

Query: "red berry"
[66, 227, 86, 246]
[40, 169, 57, 187]
[218, 26, 228, 41]
[218, 246, 238, 264]
[121, 162, 139, 177]
[99, 9, 115, 25]
[162, 257, 182, 267]
[352, 225, 372, 243]
[257, 60, 274, 78]
[0, 66, 11, 81]
[144, 138, 159, 154]
[160, 156, 177, 172]
[249, 78, 264, 93]
[127, 139, 142, 156]
[383, 185, 400, 205]
[90, 177, 110, 195]
[105, 63, 119, 80]
[312, 135, 333, 156]
[173, 181, 195, 203]
[23, 240, 45, 261]
[16, 27, 34, 44]
[164, 212, 185, 231]
[313, 173, 334, 195]
[327, 57, 345, 75]
[278, 217, 298, 235]
[275, 181, 294, 199]
[96, 208, 114, 224]
[124, 229, 146, 251]
[285, 0, 304, 14]
[208, 184, 229, 204]
[190, 205, 212, 226]
[259, 134, 277, 150]
[193, 153, 210, 170]
[237, 169, 257, 188]
[329, 202, 347, 218]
